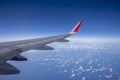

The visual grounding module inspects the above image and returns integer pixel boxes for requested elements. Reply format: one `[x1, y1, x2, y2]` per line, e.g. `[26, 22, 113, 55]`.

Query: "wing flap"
[33, 45, 54, 50]
[57, 39, 69, 42]
[10, 55, 27, 61]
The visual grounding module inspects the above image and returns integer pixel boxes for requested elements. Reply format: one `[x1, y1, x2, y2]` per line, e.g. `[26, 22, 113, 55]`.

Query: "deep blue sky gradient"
[0, 0, 120, 39]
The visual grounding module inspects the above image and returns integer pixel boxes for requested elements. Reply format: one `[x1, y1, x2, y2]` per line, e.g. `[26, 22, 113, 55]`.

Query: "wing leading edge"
[0, 20, 83, 74]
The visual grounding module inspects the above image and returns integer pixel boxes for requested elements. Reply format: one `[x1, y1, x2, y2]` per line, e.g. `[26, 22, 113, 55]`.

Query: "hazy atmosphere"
[0, 0, 120, 39]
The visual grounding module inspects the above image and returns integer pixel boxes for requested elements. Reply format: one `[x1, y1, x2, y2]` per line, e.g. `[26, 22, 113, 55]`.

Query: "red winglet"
[70, 20, 83, 34]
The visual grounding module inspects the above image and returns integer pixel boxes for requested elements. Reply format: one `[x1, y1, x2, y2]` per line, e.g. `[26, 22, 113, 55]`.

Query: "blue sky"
[0, 0, 120, 40]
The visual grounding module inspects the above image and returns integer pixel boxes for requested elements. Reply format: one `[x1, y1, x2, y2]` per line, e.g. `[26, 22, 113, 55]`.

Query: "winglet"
[69, 20, 83, 34]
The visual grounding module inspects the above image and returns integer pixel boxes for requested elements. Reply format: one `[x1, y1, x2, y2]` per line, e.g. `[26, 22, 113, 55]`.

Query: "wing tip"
[69, 20, 83, 34]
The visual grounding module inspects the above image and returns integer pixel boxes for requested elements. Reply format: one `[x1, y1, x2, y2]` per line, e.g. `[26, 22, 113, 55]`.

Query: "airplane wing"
[0, 20, 83, 74]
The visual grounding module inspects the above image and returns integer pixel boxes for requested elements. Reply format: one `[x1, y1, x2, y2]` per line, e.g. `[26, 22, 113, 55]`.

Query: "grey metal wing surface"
[0, 20, 83, 74]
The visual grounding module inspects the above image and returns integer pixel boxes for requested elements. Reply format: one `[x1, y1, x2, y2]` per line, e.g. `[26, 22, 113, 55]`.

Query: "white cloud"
[71, 73, 76, 78]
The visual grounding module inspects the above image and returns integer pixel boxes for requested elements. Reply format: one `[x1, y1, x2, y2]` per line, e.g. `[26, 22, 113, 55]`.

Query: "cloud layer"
[21, 38, 120, 80]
